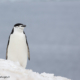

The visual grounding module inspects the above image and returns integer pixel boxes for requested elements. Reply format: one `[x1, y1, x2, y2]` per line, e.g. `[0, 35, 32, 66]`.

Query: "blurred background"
[0, 0, 80, 80]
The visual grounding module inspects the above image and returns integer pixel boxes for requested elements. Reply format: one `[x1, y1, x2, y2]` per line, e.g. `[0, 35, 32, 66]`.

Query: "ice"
[0, 59, 71, 80]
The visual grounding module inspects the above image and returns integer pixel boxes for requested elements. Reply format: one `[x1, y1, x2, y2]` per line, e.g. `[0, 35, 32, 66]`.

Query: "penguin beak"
[22, 25, 26, 27]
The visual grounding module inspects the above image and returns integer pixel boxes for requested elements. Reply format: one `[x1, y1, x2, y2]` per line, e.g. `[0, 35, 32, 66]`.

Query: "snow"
[0, 59, 71, 80]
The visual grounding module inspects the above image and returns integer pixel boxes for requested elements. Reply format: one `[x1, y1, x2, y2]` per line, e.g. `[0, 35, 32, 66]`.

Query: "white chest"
[7, 32, 28, 68]
[8, 33, 27, 52]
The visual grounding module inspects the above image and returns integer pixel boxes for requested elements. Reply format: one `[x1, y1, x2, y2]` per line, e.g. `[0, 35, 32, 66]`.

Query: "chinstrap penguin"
[6, 23, 30, 68]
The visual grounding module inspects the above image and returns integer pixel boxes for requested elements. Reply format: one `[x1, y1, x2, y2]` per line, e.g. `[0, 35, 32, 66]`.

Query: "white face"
[15, 25, 24, 30]
[14, 25, 26, 33]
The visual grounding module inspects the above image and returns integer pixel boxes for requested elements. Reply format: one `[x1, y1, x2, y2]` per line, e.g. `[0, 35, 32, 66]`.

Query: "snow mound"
[0, 59, 71, 80]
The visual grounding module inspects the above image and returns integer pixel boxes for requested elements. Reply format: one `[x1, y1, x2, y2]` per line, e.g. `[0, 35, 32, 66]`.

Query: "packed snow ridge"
[0, 59, 71, 80]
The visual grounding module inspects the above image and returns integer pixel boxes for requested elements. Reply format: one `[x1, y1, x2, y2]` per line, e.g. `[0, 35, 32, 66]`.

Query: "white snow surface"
[0, 59, 71, 80]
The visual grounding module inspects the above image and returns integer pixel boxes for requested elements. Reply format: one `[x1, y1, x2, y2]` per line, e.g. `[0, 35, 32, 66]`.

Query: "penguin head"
[14, 23, 26, 32]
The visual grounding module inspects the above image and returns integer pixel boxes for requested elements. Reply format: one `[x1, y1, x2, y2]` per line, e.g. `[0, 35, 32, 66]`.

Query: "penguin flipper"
[6, 28, 14, 59]
[6, 36, 10, 59]
[26, 37, 30, 60]
[24, 32, 30, 60]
